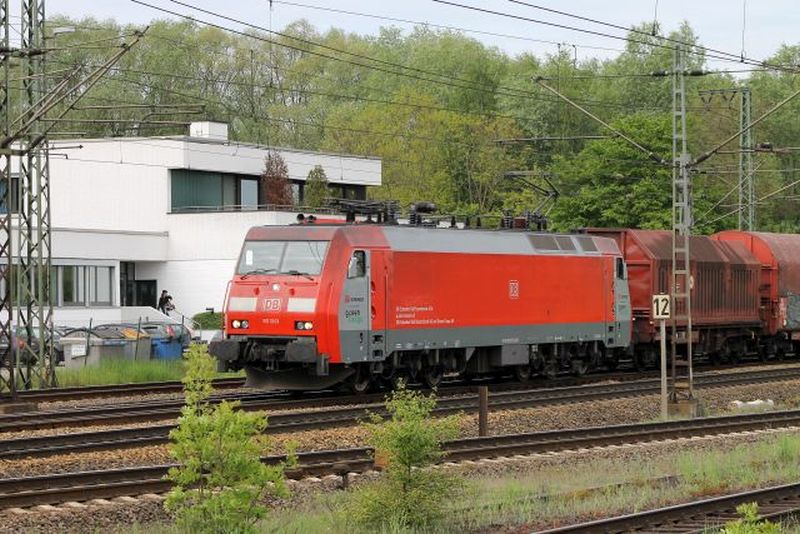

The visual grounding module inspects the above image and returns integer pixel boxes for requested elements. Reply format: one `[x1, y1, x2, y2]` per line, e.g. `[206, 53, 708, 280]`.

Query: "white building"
[40, 122, 381, 326]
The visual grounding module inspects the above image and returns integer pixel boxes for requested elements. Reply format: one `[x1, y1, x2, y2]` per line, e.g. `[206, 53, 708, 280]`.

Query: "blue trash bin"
[144, 323, 184, 360]
[152, 338, 183, 359]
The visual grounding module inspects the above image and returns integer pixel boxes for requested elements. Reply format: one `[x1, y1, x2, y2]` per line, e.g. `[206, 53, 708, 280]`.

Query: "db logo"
[508, 280, 520, 299]
[263, 298, 281, 311]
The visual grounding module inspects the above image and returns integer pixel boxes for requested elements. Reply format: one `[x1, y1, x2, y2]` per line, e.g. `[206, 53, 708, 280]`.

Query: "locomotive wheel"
[513, 364, 532, 382]
[422, 365, 444, 389]
[347, 366, 373, 394]
[603, 351, 618, 371]
[571, 358, 588, 377]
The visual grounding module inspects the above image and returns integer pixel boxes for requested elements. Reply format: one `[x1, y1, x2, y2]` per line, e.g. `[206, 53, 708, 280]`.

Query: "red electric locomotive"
[210, 223, 631, 391]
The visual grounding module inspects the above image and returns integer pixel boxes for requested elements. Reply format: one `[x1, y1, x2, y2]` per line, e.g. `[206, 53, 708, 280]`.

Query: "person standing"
[157, 290, 172, 314]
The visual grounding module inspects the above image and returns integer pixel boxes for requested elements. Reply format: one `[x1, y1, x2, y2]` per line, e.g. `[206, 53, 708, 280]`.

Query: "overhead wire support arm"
[533, 77, 668, 166]
[3, 29, 147, 151]
[692, 84, 800, 167]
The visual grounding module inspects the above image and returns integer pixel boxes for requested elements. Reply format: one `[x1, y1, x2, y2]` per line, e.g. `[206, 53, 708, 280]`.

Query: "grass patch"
[243, 432, 800, 533]
[55, 358, 187, 387]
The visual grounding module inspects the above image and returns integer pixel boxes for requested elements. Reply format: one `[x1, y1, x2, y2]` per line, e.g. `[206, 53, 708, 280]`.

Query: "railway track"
[1, 357, 793, 405]
[0, 368, 800, 459]
[540, 481, 800, 533]
[4, 408, 800, 510]
[0, 376, 247, 403]
[0, 365, 798, 459]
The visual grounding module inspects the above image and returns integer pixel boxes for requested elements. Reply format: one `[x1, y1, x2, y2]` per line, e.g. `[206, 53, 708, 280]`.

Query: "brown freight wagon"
[714, 231, 800, 356]
[584, 229, 761, 368]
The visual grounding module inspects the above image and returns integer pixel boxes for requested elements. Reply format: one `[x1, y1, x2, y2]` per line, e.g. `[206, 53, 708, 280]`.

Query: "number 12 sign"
[652, 294, 671, 320]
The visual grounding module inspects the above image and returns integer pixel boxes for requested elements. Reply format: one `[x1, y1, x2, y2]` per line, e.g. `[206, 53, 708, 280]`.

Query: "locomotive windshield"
[237, 240, 329, 276]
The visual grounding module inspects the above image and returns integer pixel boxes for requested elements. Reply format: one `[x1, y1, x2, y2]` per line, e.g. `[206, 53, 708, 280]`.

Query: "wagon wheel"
[422, 364, 444, 389]
[634, 349, 656, 371]
[513, 364, 532, 382]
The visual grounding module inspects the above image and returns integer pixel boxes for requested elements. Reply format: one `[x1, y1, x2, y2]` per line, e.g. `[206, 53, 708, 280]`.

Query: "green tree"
[261, 151, 293, 206]
[165, 344, 292, 534]
[348, 383, 461, 530]
[303, 165, 329, 208]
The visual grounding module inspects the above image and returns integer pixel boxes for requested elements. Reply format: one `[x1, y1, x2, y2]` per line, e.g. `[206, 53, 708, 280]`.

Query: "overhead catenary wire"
[433, 0, 799, 74]
[131, 0, 681, 114]
[269, 0, 625, 53]
[502, 0, 796, 72]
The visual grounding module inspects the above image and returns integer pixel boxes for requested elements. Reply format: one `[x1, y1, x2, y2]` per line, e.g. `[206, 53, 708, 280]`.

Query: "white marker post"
[652, 294, 671, 420]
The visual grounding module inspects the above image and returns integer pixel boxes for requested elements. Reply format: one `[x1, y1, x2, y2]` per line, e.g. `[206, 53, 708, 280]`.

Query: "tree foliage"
[303, 165, 328, 208]
[348, 383, 461, 530]
[165, 344, 292, 534]
[261, 151, 292, 206]
[43, 15, 800, 232]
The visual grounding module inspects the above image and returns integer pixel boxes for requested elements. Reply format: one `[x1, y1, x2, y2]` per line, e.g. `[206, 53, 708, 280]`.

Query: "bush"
[304, 165, 329, 209]
[348, 382, 461, 531]
[721, 503, 780, 534]
[192, 311, 223, 330]
[165, 344, 293, 533]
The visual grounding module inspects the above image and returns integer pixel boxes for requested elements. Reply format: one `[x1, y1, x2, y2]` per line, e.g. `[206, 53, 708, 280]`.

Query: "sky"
[16, 0, 800, 67]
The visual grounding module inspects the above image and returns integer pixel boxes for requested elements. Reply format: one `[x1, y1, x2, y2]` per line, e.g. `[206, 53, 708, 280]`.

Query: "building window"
[0, 175, 19, 214]
[239, 179, 259, 208]
[61, 266, 85, 306]
[89, 266, 113, 306]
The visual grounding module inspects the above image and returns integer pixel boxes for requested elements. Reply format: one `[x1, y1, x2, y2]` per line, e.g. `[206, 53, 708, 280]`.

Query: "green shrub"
[348, 382, 461, 531]
[192, 311, 223, 330]
[304, 165, 329, 208]
[165, 344, 293, 533]
[721, 503, 780, 534]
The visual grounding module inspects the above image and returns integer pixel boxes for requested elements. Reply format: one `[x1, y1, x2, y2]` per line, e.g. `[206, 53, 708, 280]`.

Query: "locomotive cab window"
[348, 251, 366, 279]
[237, 240, 329, 275]
[616, 257, 627, 280]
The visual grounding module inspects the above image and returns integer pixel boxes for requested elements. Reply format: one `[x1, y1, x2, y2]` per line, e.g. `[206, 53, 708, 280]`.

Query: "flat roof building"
[41, 122, 381, 326]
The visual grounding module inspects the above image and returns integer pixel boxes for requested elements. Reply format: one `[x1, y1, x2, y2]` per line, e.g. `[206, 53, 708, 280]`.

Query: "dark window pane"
[529, 235, 558, 251]
[170, 169, 223, 210]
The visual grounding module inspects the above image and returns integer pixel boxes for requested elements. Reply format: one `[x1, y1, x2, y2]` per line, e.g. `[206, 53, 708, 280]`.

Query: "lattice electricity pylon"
[0, 0, 14, 395]
[739, 88, 754, 230]
[697, 87, 754, 230]
[670, 46, 694, 404]
[16, 0, 54, 389]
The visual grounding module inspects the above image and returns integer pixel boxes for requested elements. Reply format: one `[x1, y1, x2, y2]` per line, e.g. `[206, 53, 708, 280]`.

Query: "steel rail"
[539, 481, 800, 533]
[0, 376, 246, 402]
[1, 366, 799, 459]
[5, 411, 800, 510]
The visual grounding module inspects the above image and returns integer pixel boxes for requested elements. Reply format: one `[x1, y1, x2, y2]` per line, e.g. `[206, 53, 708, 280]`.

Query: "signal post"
[652, 294, 670, 421]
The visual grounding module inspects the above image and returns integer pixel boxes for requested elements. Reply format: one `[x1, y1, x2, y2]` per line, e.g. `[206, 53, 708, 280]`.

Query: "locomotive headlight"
[231, 320, 242, 329]
[272, 283, 280, 291]
[295, 321, 305, 330]
[240, 320, 249, 329]
[304, 321, 314, 330]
